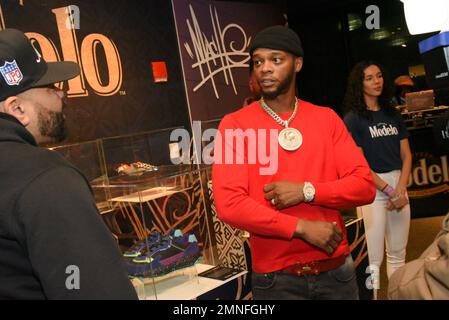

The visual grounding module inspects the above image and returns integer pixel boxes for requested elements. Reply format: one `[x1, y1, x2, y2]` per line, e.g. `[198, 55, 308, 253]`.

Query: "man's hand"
[294, 219, 343, 256]
[263, 181, 304, 210]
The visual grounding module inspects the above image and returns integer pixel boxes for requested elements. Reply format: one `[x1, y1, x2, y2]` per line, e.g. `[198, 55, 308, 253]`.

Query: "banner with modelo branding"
[171, 0, 284, 122]
[408, 123, 449, 218]
[0, 0, 191, 143]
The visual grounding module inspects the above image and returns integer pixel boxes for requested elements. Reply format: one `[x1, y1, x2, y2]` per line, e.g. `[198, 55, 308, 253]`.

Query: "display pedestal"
[138, 263, 247, 300]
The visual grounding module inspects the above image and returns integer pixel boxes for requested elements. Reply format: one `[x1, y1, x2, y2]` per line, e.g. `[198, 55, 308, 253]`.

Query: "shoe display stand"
[137, 263, 246, 300]
[51, 128, 248, 300]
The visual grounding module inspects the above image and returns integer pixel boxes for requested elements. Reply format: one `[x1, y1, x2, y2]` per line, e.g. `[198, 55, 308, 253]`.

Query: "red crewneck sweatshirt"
[212, 99, 375, 273]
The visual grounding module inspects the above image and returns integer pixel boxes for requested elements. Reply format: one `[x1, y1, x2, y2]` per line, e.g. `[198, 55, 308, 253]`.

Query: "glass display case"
[93, 164, 210, 300]
[49, 139, 112, 213]
[51, 127, 246, 300]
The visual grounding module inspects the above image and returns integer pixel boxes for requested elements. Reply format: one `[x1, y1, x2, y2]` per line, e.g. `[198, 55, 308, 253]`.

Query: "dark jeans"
[252, 255, 359, 300]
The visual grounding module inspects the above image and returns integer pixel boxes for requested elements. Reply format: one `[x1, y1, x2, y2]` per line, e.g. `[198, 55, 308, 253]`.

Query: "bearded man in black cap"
[213, 26, 376, 300]
[0, 29, 137, 300]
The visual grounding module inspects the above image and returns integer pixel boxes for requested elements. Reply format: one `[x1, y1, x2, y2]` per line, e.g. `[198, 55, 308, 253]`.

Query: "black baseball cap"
[0, 28, 80, 101]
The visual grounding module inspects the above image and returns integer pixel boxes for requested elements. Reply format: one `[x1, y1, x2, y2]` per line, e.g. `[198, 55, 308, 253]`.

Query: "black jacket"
[0, 113, 137, 299]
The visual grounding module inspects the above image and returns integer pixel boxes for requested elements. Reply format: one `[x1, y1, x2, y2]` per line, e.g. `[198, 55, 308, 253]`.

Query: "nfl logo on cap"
[0, 60, 23, 86]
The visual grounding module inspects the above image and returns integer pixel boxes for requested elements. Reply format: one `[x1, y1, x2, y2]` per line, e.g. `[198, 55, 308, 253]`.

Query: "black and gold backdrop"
[1, 0, 285, 143]
[0, 0, 191, 143]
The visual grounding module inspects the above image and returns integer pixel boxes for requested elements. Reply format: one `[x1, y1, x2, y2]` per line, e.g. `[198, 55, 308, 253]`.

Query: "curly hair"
[343, 61, 395, 119]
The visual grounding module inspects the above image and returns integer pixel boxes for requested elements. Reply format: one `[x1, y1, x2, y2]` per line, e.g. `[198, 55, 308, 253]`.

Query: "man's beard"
[260, 69, 295, 100]
[37, 104, 67, 143]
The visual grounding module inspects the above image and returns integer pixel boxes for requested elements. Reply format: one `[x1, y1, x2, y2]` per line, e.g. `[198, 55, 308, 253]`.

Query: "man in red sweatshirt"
[212, 26, 375, 300]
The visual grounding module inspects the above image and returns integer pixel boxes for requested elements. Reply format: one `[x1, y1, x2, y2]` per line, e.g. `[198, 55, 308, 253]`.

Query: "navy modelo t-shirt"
[344, 109, 409, 173]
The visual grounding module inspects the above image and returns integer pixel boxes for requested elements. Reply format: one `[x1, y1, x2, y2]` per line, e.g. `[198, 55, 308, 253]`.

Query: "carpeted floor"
[377, 215, 446, 300]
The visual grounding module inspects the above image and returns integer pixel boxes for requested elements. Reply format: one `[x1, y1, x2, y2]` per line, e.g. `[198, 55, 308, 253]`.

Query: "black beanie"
[249, 25, 304, 57]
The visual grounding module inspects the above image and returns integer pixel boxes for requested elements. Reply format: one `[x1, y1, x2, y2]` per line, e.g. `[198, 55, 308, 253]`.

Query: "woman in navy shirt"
[343, 61, 412, 298]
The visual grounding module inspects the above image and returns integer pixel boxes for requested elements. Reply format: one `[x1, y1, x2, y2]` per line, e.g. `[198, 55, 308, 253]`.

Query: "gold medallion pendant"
[278, 127, 302, 151]
[260, 97, 302, 152]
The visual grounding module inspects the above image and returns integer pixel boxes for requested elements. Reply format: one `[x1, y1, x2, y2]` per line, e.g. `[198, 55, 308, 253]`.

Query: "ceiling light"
[401, 0, 449, 35]
[369, 28, 391, 40]
[347, 13, 363, 31]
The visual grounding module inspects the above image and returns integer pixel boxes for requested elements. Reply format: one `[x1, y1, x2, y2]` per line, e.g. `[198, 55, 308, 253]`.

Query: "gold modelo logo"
[25, 6, 122, 98]
[407, 155, 449, 198]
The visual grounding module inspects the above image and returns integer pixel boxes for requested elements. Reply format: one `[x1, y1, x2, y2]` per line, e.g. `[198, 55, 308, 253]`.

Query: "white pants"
[359, 170, 411, 279]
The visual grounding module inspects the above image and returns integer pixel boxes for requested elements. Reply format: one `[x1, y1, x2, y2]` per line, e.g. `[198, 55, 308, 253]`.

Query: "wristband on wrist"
[383, 185, 394, 197]
[380, 183, 388, 192]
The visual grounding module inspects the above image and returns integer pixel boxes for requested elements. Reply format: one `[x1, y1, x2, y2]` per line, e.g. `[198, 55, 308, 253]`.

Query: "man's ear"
[295, 57, 303, 73]
[3, 96, 30, 126]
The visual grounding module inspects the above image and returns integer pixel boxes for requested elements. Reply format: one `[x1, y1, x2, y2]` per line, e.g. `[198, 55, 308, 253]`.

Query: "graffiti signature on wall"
[184, 5, 250, 99]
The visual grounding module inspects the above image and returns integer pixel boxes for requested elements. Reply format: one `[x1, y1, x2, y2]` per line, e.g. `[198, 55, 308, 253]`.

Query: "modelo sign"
[24, 5, 122, 98]
[407, 153, 449, 217]
[408, 155, 449, 189]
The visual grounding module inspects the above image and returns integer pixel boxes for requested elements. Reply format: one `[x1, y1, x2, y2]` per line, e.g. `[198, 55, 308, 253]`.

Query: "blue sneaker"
[123, 229, 182, 258]
[126, 232, 201, 278]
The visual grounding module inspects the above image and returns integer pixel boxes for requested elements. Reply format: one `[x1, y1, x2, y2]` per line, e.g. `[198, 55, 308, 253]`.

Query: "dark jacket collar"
[0, 112, 37, 146]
